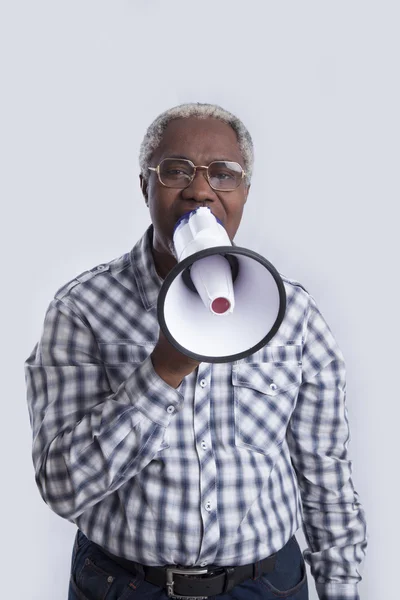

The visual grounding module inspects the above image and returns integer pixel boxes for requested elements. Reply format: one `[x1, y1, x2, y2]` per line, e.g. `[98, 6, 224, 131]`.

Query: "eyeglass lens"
[158, 159, 243, 190]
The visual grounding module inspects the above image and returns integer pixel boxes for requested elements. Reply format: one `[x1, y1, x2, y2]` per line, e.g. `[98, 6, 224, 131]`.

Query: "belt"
[98, 546, 277, 599]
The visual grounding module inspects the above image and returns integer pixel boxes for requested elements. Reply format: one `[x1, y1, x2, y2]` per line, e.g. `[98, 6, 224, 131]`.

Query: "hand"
[151, 328, 201, 388]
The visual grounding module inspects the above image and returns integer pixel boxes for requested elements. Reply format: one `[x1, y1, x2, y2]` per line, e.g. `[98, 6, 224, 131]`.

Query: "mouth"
[175, 205, 224, 227]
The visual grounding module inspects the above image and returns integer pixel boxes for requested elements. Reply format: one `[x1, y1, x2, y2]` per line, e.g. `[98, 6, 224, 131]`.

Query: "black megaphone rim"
[157, 245, 287, 364]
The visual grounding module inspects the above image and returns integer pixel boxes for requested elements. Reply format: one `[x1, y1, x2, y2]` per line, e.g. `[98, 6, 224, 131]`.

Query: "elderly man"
[25, 103, 367, 600]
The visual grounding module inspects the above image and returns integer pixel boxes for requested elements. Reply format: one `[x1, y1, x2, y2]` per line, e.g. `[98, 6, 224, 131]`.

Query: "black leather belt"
[97, 545, 277, 599]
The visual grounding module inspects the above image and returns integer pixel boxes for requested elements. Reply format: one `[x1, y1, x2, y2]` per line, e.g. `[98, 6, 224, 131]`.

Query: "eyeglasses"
[148, 158, 246, 192]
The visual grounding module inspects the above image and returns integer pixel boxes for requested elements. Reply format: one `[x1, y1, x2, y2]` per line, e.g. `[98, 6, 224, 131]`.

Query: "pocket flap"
[98, 342, 155, 364]
[232, 362, 302, 396]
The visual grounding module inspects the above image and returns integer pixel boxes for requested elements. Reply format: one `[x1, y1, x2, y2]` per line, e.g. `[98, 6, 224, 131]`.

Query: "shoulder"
[54, 252, 130, 301]
[277, 273, 317, 324]
[279, 273, 311, 296]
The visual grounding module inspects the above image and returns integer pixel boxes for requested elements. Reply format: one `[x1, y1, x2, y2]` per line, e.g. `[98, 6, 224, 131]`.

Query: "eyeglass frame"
[148, 157, 247, 192]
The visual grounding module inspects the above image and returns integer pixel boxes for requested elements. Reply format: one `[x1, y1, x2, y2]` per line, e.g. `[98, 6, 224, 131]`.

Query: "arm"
[25, 298, 187, 521]
[286, 295, 367, 600]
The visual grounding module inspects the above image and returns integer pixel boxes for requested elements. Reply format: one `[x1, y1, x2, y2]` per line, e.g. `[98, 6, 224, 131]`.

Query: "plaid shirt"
[25, 225, 367, 600]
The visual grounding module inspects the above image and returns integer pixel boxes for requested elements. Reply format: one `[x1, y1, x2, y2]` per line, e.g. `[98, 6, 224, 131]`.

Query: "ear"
[140, 174, 149, 206]
[244, 183, 251, 203]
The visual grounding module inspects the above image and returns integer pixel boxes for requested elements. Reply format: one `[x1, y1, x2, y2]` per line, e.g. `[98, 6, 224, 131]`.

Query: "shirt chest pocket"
[232, 361, 302, 456]
[98, 342, 154, 392]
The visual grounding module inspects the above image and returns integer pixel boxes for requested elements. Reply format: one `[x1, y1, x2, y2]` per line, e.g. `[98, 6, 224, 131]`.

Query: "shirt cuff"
[124, 354, 184, 426]
[315, 582, 360, 600]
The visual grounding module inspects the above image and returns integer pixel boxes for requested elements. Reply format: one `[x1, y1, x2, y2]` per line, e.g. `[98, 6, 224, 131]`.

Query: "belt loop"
[223, 567, 235, 593]
[133, 562, 145, 577]
[252, 560, 261, 580]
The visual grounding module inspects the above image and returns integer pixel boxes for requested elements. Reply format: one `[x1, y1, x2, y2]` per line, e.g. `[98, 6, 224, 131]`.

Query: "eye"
[161, 160, 193, 179]
[166, 168, 190, 176]
[214, 171, 235, 180]
[210, 169, 237, 181]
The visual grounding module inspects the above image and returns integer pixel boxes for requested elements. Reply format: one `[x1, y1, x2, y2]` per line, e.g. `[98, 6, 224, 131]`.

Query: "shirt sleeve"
[25, 298, 184, 521]
[286, 294, 368, 600]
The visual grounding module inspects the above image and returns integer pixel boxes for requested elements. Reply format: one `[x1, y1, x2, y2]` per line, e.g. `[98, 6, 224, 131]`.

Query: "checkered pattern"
[25, 225, 367, 600]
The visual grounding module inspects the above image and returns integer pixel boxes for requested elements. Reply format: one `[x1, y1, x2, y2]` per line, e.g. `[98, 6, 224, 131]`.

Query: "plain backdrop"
[1, 1, 399, 599]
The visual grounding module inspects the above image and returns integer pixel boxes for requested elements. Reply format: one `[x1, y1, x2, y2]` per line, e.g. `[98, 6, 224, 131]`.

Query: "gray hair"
[139, 102, 254, 185]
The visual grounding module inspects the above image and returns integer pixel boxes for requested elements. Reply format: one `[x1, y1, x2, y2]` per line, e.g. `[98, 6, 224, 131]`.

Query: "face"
[140, 117, 250, 277]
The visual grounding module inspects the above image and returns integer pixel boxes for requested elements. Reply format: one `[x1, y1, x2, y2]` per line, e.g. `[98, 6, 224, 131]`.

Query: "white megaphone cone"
[157, 206, 286, 363]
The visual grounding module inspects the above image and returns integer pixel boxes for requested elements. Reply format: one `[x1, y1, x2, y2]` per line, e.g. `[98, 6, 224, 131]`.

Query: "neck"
[151, 241, 178, 280]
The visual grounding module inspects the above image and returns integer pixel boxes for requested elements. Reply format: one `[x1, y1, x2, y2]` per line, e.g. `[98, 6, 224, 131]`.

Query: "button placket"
[193, 367, 219, 565]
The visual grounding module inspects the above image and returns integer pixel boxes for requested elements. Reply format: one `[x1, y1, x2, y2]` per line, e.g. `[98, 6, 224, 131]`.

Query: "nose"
[180, 168, 217, 204]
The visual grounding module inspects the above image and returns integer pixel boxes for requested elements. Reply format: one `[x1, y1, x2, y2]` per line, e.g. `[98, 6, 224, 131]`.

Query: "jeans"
[68, 530, 308, 600]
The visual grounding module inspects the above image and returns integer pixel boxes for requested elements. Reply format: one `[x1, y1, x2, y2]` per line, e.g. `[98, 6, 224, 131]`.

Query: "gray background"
[1, 1, 399, 598]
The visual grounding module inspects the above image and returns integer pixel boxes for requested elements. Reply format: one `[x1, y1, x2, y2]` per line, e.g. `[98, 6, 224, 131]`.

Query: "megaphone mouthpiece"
[173, 206, 231, 261]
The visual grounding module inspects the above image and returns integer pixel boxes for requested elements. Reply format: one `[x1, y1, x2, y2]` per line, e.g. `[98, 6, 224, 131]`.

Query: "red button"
[211, 297, 231, 314]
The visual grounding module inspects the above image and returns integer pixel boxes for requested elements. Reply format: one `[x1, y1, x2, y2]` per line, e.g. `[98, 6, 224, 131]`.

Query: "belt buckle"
[166, 567, 209, 599]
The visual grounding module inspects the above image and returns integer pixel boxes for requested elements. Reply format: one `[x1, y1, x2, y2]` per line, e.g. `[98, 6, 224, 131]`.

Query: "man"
[25, 103, 367, 600]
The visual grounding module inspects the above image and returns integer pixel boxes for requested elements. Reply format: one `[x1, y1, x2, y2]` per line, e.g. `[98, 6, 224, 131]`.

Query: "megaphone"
[157, 206, 286, 363]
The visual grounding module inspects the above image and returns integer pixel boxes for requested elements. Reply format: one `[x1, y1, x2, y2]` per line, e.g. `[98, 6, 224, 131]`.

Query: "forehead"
[153, 117, 244, 165]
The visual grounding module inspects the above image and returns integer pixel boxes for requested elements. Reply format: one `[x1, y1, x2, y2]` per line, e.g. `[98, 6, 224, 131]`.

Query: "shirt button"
[199, 379, 207, 388]
[95, 264, 107, 271]
[201, 441, 207, 450]
[200, 562, 208, 567]
[166, 405, 175, 414]
[269, 383, 277, 391]
[205, 500, 212, 511]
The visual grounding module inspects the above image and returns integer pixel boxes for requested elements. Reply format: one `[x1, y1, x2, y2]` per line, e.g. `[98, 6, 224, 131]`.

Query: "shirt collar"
[130, 224, 164, 310]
